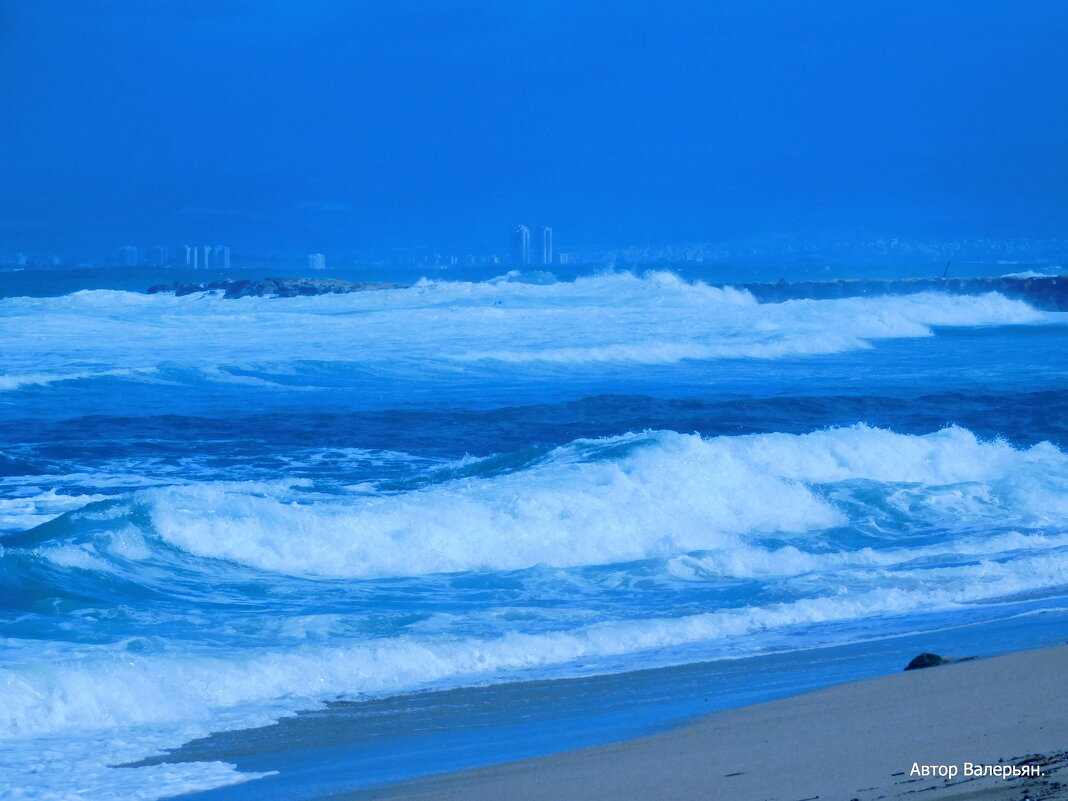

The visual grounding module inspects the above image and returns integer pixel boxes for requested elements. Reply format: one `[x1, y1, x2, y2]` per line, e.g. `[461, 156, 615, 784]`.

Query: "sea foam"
[2, 544, 1067, 742]
[131, 426, 1066, 578]
[0, 274, 1056, 392]
[19, 425, 1062, 581]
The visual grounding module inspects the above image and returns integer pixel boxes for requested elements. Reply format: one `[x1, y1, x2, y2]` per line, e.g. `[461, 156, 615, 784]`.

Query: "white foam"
[455, 290, 1048, 365]
[666, 529, 1068, 581]
[38, 526, 153, 570]
[0, 275, 1057, 386]
[0, 739, 267, 801]
[0, 368, 154, 392]
[5, 424, 1068, 798]
[2, 544, 1066, 746]
[134, 426, 1068, 578]
[1002, 270, 1062, 278]
[0, 489, 109, 533]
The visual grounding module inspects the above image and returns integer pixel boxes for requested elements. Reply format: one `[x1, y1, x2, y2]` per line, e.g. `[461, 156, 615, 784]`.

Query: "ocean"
[1, 265, 1066, 800]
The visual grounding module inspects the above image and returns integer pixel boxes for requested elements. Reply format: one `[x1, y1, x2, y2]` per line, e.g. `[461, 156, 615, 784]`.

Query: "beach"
[348, 645, 1068, 801]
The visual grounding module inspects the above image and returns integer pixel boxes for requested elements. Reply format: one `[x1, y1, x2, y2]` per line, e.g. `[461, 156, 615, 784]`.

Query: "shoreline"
[158, 614, 1068, 801]
[340, 645, 1068, 801]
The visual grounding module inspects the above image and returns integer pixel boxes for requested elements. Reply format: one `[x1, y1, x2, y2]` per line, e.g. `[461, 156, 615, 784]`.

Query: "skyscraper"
[537, 227, 553, 265]
[511, 225, 530, 265]
[213, 246, 230, 270]
[308, 253, 326, 270]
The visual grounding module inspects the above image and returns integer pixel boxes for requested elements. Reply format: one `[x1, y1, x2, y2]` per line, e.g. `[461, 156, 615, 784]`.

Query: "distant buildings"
[122, 244, 223, 269]
[511, 225, 531, 266]
[537, 227, 552, 265]
[214, 246, 231, 270]
[103, 231, 563, 272]
[182, 245, 230, 269]
[512, 225, 557, 265]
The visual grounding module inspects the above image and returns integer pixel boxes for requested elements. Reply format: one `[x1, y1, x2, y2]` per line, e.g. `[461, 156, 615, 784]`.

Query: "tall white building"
[511, 225, 531, 265]
[213, 246, 230, 270]
[537, 227, 553, 265]
[182, 245, 230, 269]
[308, 253, 326, 270]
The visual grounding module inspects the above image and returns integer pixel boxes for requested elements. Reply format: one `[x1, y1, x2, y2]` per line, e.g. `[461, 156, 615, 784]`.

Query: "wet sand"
[341, 645, 1068, 801]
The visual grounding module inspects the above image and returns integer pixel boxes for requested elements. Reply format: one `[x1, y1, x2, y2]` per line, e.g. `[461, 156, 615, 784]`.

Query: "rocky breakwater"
[147, 277, 406, 298]
[734, 273, 1068, 311]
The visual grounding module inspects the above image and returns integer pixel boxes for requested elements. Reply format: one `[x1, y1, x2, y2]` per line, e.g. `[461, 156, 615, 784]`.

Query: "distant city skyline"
[110, 244, 230, 269]
[4, 232, 1067, 274]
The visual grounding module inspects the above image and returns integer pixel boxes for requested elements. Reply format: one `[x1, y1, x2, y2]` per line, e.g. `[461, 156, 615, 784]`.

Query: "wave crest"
[52, 425, 1058, 578]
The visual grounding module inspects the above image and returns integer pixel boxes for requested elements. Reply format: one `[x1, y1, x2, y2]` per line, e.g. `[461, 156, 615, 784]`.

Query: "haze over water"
[4, 1, 1068, 258]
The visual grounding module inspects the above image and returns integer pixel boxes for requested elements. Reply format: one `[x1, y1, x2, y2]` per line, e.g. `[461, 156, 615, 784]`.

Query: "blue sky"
[3, 0, 1067, 257]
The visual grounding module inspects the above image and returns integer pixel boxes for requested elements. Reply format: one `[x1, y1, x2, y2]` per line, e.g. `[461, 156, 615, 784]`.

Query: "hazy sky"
[3, 0, 1068, 256]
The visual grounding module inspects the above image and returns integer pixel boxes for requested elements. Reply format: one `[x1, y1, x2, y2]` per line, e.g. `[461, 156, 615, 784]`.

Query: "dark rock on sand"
[904, 653, 950, 671]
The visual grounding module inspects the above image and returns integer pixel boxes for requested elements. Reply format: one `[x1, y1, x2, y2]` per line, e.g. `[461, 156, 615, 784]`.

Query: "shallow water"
[1, 267, 1066, 799]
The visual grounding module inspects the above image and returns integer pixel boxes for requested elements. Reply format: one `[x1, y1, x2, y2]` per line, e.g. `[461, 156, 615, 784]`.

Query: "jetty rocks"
[147, 277, 405, 299]
[735, 274, 1068, 311]
[146, 273, 1068, 309]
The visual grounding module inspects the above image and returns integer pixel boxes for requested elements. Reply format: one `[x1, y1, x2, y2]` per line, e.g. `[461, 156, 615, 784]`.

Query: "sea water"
[0, 267, 1066, 799]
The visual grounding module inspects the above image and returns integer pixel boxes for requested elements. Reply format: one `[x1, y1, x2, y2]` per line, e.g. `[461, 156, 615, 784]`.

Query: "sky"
[3, 0, 1068, 258]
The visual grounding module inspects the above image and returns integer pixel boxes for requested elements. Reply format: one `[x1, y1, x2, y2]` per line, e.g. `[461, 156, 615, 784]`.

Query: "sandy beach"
[344, 645, 1068, 801]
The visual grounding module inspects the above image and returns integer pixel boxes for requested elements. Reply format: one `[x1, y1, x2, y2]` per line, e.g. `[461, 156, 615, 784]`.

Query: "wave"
[454, 290, 1050, 365]
[18, 425, 1067, 580]
[4, 423, 1067, 798]
[0, 274, 1057, 392]
[0, 488, 110, 534]
[1002, 269, 1062, 279]
[3, 544, 1068, 742]
[146, 426, 1067, 577]
[0, 367, 156, 392]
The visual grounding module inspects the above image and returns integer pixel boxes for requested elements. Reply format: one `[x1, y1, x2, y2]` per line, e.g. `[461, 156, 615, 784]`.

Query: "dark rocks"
[145, 277, 406, 298]
[904, 652, 951, 671]
[735, 274, 1068, 311]
[147, 273, 1068, 309]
